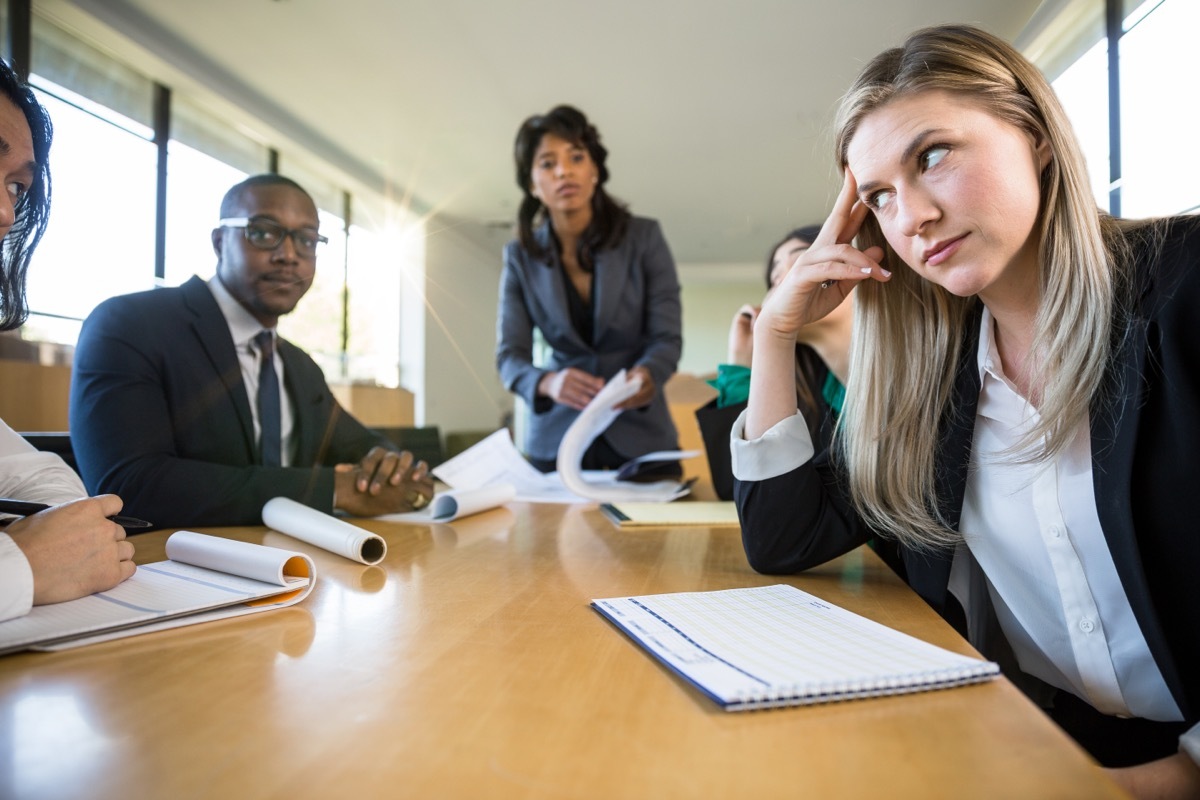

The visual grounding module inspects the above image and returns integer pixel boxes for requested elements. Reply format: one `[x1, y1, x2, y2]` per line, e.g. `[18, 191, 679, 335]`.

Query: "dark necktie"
[255, 330, 282, 467]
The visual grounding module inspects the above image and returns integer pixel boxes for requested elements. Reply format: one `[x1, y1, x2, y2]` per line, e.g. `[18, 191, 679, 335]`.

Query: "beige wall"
[420, 214, 513, 437]
[677, 278, 764, 377]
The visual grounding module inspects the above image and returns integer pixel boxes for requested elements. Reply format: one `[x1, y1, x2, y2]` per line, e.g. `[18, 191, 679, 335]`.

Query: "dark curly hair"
[0, 58, 53, 331]
[512, 104, 630, 272]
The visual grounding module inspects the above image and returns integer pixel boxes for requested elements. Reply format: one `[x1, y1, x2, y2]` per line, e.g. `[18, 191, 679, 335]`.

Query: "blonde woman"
[733, 24, 1199, 796]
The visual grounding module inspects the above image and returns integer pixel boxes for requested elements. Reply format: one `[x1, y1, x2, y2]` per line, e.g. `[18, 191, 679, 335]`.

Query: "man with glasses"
[70, 174, 434, 528]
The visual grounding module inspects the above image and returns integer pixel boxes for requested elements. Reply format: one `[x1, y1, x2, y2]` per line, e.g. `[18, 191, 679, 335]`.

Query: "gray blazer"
[496, 216, 682, 463]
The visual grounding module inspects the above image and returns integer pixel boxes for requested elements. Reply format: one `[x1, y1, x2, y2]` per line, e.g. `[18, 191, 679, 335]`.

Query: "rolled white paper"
[428, 484, 517, 522]
[262, 497, 387, 565]
[166, 530, 315, 585]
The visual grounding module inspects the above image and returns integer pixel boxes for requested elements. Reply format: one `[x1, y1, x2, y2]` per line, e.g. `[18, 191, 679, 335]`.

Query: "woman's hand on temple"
[756, 169, 889, 344]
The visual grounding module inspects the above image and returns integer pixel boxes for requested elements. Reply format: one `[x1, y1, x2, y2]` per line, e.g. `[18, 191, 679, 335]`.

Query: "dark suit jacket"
[496, 216, 682, 463]
[70, 276, 390, 528]
[735, 218, 1200, 730]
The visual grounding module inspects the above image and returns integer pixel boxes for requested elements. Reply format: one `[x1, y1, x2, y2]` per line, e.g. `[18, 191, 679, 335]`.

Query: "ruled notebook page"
[593, 584, 998, 710]
[0, 558, 310, 655]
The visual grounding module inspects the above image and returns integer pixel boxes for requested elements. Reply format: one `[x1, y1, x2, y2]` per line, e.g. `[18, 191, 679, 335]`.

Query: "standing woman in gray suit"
[496, 105, 683, 474]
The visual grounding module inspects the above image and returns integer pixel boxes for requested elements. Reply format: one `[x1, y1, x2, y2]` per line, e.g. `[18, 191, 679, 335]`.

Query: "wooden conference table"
[0, 501, 1123, 799]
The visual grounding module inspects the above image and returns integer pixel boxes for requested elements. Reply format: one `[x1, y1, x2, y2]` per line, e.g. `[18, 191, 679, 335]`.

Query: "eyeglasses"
[219, 217, 328, 257]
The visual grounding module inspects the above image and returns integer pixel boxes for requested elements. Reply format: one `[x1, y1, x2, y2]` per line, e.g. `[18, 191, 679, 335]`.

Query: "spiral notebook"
[592, 583, 998, 711]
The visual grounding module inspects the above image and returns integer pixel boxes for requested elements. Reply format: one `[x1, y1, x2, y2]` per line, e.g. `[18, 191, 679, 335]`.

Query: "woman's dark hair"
[0, 59, 52, 331]
[513, 105, 630, 271]
[763, 225, 822, 289]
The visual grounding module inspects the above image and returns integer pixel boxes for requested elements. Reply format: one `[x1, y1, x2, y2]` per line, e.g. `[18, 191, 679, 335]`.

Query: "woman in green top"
[699, 226, 854, 495]
[712, 225, 852, 427]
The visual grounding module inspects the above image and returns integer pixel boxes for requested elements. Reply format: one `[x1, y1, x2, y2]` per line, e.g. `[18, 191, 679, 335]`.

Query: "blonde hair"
[832, 25, 1130, 550]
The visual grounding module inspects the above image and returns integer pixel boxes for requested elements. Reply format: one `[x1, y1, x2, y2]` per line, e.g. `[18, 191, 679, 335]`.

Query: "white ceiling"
[53, 0, 1043, 269]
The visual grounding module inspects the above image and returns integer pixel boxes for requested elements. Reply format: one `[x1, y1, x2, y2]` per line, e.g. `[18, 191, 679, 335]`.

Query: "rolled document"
[428, 484, 517, 522]
[167, 530, 315, 585]
[374, 483, 517, 523]
[262, 497, 387, 565]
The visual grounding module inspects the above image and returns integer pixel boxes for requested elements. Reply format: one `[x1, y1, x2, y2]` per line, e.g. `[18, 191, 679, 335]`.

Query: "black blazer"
[70, 276, 390, 528]
[697, 355, 836, 502]
[735, 218, 1200, 727]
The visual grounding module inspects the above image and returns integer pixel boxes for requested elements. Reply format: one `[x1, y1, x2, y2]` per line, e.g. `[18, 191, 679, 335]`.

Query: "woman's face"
[846, 90, 1049, 305]
[529, 133, 598, 216]
[0, 97, 35, 241]
[768, 237, 812, 289]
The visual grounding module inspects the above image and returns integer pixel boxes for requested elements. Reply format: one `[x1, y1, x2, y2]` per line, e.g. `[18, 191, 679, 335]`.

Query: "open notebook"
[0, 531, 315, 655]
[593, 583, 998, 711]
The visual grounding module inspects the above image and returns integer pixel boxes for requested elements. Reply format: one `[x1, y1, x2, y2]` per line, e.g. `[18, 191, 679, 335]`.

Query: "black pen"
[0, 498, 153, 529]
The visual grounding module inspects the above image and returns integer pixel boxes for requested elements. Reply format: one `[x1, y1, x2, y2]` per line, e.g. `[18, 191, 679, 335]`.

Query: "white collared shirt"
[0, 416, 87, 621]
[207, 276, 295, 467]
[959, 307, 1179, 721]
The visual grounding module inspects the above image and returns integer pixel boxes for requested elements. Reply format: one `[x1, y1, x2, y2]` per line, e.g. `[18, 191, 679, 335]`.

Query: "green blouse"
[708, 364, 845, 414]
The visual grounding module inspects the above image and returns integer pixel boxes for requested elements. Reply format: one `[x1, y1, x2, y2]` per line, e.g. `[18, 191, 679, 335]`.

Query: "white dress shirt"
[207, 276, 295, 467]
[0, 417, 88, 622]
[958, 308, 1178, 721]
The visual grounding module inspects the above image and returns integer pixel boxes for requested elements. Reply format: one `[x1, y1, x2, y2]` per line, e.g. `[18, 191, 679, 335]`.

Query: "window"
[345, 220, 415, 388]
[165, 95, 266, 285]
[1051, 39, 1110, 211]
[4, 13, 407, 392]
[1046, 0, 1199, 219]
[164, 141, 249, 285]
[1118, 0, 1200, 217]
[23, 81, 157, 345]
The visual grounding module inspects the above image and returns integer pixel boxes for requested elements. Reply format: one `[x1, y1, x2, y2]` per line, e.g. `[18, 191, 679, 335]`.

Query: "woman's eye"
[868, 190, 894, 211]
[6, 181, 24, 198]
[920, 146, 949, 170]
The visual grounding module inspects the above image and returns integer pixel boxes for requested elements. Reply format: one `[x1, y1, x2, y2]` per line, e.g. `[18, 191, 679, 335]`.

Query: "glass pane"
[31, 16, 155, 131]
[25, 87, 157, 331]
[345, 222, 411, 387]
[276, 208, 347, 379]
[1052, 38, 1110, 212]
[171, 94, 269, 178]
[1119, 0, 1200, 217]
[164, 140, 249, 286]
